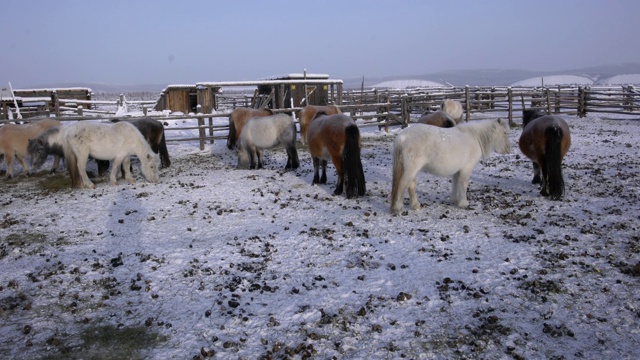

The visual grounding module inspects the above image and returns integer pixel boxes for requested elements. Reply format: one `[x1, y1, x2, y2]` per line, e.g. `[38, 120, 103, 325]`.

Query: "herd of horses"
[0, 100, 571, 213]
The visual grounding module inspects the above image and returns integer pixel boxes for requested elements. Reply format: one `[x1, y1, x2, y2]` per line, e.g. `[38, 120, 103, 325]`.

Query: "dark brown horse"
[227, 108, 274, 149]
[417, 110, 456, 128]
[306, 113, 365, 198]
[519, 110, 571, 199]
[299, 105, 342, 145]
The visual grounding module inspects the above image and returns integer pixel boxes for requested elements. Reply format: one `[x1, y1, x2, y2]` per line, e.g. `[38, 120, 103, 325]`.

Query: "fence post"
[577, 86, 586, 118]
[53, 91, 60, 117]
[76, 106, 83, 116]
[507, 87, 513, 126]
[545, 88, 552, 114]
[464, 86, 471, 121]
[401, 95, 408, 127]
[197, 105, 205, 150]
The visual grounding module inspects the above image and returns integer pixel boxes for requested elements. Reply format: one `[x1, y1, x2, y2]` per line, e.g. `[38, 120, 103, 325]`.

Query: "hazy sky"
[2, 0, 638, 87]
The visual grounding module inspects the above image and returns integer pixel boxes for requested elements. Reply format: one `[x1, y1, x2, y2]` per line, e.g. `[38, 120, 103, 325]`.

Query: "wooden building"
[154, 73, 343, 113]
[154, 84, 221, 114]
[1, 87, 92, 120]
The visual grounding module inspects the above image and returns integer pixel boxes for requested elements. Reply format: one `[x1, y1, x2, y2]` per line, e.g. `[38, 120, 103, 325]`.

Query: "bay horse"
[227, 107, 274, 150]
[299, 105, 342, 145]
[417, 110, 456, 128]
[519, 110, 571, 200]
[32, 121, 160, 188]
[390, 118, 511, 214]
[441, 99, 464, 124]
[237, 113, 299, 170]
[306, 113, 366, 198]
[0, 118, 61, 178]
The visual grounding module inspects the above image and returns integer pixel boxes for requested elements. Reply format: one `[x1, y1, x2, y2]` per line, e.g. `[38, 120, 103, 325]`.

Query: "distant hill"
[342, 62, 640, 89]
[20, 63, 640, 93]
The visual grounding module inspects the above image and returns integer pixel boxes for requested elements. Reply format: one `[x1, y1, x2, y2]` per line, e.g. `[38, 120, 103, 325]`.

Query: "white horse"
[56, 121, 160, 188]
[441, 99, 464, 124]
[390, 118, 511, 214]
[237, 113, 300, 170]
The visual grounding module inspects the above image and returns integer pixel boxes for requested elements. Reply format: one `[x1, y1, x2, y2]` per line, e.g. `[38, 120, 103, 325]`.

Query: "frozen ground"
[0, 112, 639, 359]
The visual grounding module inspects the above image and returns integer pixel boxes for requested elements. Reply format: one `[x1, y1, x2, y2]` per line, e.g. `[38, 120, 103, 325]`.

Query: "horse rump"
[342, 124, 366, 198]
[543, 125, 565, 200]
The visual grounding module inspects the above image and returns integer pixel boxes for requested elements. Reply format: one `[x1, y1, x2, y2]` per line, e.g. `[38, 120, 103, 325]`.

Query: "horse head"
[141, 152, 161, 183]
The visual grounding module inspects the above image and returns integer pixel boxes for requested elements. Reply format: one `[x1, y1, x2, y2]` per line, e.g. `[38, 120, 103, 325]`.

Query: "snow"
[1, 111, 640, 359]
[600, 74, 640, 85]
[511, 75, 594, 87]
[371, 79, 446, 89]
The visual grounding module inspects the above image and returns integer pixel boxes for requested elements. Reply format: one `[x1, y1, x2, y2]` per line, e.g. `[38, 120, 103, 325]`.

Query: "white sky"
[1, 0, 638, 87]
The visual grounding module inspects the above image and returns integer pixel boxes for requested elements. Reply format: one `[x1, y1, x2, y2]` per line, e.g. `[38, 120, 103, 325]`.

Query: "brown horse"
[227, 108, 274, 149]
[0, 118, 61, 178]
[519, 110, 571, 199]
[417, 110, 456, 128]
[299, 105, 342, 145]
[306, 113, 366, 198]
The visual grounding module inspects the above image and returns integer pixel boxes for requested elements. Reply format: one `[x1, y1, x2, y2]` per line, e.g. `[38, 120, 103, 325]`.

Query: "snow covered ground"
[1, 111, 639, 359]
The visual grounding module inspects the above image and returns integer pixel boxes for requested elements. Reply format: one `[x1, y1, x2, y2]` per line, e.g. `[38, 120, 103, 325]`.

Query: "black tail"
[157, 129, 171, 168]
[544, 126, 565, 200]
[227, 116, 237, 150]
[342, 124, 366, 198]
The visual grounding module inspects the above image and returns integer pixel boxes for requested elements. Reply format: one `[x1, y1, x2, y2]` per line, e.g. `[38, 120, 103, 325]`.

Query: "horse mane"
[457, 119, 505, 159]
[522, 109, 544, 127]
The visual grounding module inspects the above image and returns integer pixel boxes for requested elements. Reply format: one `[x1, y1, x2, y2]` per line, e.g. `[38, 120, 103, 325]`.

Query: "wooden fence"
[2, 85, 638, 151]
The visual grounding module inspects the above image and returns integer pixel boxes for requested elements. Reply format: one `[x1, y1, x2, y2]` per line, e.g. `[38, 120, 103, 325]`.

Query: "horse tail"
[544, 125, 565, 200]
[227, 115, 237, 150]
[342, 124, 366, 198]
[390, 138, 404, 213]
[157, 128, 171, 168]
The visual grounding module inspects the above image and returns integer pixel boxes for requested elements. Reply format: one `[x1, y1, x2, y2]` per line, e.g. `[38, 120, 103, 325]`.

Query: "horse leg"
[76, 156, 95, 189]
[15, 153, 31, 176]
[312, 157, 321, 184]
[531, 162, 542, 184]
[257, 149, 264, 169]
[320, 160, 328, 184]
[121, 157, 135, 184]
[408, 178, 420, 210]
[249, 147, 257, 169]
[452, 170, 471, 208]
[4, 152, 15, 179]
[50, 155, 61, 173]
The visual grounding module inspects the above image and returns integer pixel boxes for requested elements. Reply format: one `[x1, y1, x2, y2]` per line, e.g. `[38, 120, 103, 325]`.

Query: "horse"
[440, 99, 464, 124]
[519, 110, 571, 200]
[112, 117, 170, 168]
[299, 105, 342, 145]
[417, 110, 456, 128]
[32, 121, 160, 188]
[236, 113, 300, 170]
[306, 113, 366, 198]
[227, 107, 274, 150]
[390, 118, 511, 214]
[94, 117, 171, 176]
[0, 118, 61, 178]
[29, 117, 170, 177]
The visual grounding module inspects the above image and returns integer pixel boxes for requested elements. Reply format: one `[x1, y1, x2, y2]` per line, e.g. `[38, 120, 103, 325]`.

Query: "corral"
[0, 110, 639, 359]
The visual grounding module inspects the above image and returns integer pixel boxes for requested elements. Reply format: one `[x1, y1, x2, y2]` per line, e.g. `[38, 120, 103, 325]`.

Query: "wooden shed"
[154, 74, 343, 113]
[254, 73, 343, 109]
[154, 84, 221, 114]
[1, 87, 91, 119]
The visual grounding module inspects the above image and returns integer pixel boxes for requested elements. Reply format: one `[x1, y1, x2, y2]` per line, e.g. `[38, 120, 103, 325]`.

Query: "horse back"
[417, 111, 455, 128]
[519, 115, 571, 159]
[307, 114, 355, 159]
